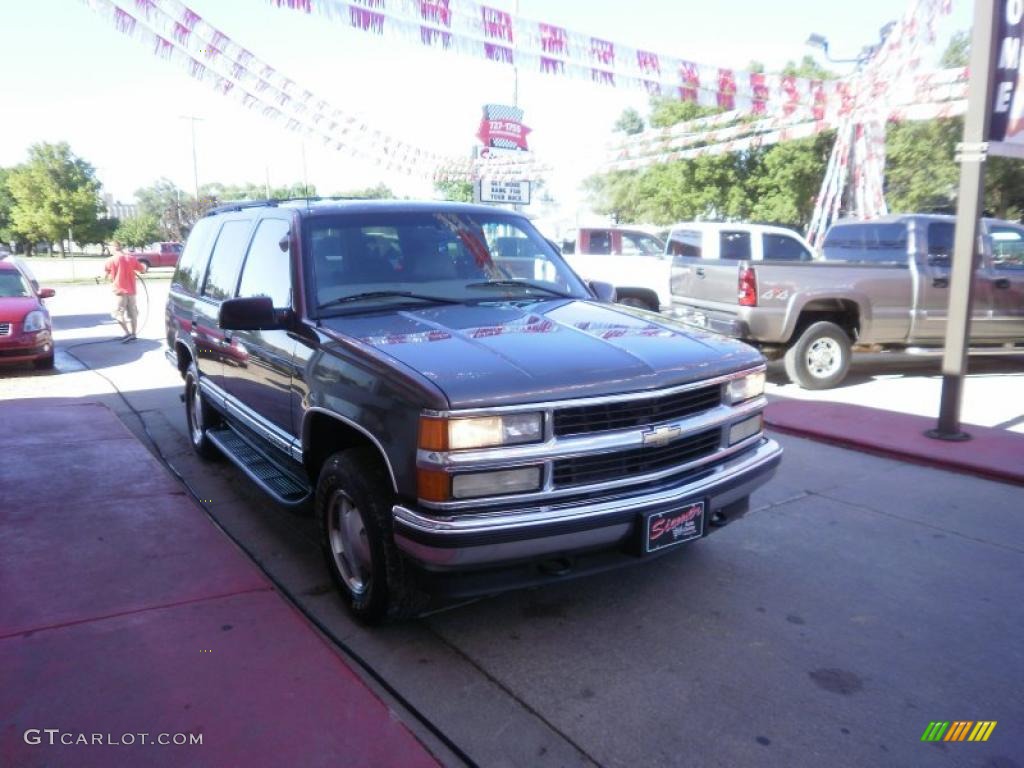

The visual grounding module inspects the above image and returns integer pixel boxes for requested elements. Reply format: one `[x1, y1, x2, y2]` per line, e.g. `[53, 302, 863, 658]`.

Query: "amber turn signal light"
[416, 468, 451, 502]
[418, 416, 449, 451]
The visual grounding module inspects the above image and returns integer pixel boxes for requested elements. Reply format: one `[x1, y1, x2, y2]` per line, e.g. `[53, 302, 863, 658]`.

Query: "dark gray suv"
[166, 199, 782, 622]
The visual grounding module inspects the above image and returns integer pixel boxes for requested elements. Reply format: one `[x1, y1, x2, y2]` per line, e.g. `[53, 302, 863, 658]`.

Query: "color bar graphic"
[921, 721, 996, 742]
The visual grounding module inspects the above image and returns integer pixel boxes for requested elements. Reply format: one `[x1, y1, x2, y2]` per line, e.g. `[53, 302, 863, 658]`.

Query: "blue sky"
[0, 0, 970, 212]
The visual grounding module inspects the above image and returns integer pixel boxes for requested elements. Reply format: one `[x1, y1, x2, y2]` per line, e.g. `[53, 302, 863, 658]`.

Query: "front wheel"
[184, 363, 221, 459]
[783, 321, 852, 390]
[315, 448, 426, 624]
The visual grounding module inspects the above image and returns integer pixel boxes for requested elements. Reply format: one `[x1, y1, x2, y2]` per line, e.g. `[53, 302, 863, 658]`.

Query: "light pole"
[179, 115, 203, 202]
[805, 22, 895, 69]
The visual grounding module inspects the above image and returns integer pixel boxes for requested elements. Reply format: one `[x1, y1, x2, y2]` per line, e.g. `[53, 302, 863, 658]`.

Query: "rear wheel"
[184, 362, 220, 459]
[315, 448, 426, 624]
[783, 321, 852, 389]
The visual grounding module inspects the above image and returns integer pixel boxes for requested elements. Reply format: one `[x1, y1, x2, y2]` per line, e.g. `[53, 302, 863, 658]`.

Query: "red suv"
[0, 260, 55, 369]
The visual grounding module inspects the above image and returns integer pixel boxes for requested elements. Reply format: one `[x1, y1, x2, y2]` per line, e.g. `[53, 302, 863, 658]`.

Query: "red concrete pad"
[0, 590, 438, 768]
[0, 493, 268, 637]
[765, 400, 1024, 486]
[0, 401, 127, 447]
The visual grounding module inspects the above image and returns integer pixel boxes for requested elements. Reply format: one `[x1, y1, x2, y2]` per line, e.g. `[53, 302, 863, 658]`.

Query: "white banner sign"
[478, 180, 531, 204]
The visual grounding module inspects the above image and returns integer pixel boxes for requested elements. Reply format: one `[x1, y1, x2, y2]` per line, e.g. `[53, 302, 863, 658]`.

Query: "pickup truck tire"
[184, 364, 221, 460]
[784, 321, 852, 390]
[316, 448, 426, 624]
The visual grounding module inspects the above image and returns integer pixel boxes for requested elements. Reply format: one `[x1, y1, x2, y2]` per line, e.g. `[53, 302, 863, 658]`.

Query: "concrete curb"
[765, 400, 1024, 487]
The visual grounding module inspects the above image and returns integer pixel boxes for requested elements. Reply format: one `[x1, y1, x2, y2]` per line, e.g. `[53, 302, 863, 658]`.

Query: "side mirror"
[219, 296, 282, 331]
[37, 287, 56, 299]
[589, 280, 617, 303]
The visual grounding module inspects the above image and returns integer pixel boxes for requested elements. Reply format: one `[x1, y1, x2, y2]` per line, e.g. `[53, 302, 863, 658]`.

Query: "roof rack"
[204, 196, 372, 217]
[205, 199, 279, 216]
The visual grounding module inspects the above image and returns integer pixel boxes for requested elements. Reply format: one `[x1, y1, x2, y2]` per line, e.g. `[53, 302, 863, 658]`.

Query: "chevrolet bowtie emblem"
[642, 425, 682, 448]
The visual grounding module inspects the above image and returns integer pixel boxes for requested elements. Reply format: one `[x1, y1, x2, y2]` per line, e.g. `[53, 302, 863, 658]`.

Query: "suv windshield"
[307, 212, 589, 311]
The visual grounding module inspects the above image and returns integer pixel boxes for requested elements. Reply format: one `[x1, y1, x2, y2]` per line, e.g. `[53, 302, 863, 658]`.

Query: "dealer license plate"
[644, 501, 705, 553]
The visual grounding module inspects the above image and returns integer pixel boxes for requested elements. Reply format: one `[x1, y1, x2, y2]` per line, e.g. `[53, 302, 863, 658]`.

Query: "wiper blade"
[317, 291, 461, 311]
[465, 280, 571, 298]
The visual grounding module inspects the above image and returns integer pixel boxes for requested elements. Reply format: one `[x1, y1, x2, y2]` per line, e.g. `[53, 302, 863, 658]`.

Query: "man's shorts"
[113, 293, 138, 324]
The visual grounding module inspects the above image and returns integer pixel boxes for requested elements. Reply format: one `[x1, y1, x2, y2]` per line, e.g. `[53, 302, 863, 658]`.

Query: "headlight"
[725, 371, 765, 404]
[419, 413, 543, 451]
[451, 467, 543, 499]
[23, 309, 49, 333]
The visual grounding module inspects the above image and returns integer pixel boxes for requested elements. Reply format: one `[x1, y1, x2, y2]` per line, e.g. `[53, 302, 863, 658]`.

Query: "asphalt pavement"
[1, 281, 1022, 767]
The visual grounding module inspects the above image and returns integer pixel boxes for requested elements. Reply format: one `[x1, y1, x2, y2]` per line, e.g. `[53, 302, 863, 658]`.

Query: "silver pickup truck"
[669, 214, 1024, 388]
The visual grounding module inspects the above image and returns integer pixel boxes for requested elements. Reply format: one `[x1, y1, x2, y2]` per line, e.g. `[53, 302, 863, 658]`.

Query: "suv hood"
[320, 300, 762, 409]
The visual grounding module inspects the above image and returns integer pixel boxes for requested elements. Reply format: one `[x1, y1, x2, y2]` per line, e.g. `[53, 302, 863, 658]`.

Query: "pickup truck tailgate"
[671, 258, 740, 309]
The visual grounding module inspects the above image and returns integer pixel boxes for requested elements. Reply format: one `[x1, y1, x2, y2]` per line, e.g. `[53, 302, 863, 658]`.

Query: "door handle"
[994, 277, 1011, 289]
[932, 277, 949, 288]
[695, 267, 705, 278]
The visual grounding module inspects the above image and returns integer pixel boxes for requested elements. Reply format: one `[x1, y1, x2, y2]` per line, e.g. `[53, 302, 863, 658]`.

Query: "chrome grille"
[0, 322, 10, 336]
[553, 383, 721, 437]
[552, 427, 722, 488]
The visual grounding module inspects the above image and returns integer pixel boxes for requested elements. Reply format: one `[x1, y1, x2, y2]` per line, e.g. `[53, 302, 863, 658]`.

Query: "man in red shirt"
[104, 240, 147, 342]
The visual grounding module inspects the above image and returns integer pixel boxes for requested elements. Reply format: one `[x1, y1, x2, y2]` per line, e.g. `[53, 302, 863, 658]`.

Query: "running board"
[207, 427, 312, 507]
[904, 345, 1024, 357]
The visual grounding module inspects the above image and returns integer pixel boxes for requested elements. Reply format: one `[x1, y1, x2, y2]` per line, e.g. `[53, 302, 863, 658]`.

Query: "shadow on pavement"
[51, 312, 118, 332]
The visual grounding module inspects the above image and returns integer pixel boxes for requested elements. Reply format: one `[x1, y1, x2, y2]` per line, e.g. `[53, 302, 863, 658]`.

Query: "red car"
[0, 260, 55, 369]
[134, 242, 183, 270]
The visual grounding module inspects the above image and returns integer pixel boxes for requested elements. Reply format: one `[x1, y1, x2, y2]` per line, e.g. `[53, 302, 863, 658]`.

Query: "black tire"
[315, 448, 426, 624]
[184, 362, 221, 459]
[33, 353, 55, 370]
[138, 259, 151, 272]
[617, 295, 656, 311]
[783, 321, 852, 390]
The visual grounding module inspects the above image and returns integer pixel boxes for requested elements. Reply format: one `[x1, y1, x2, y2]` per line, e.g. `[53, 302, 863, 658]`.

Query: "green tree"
[781, 55, 836, 80]
[334, 183, 395, 199]
[940, 30, 969, 68]
[648, 98, 719, 129]
[114, 214, 161, 248]
[136, 178, 196, 241]
[746, 133, 836, 227]
[0, 167, 16, 245]
[433, 180, 474, 202]
[6, 142, 105, 256]
[613, 108, 645, 135]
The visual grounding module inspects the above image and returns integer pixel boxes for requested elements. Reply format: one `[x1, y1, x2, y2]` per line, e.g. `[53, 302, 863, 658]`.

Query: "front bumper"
[0, 332, 52, 363]
[394, 437, 781, 593]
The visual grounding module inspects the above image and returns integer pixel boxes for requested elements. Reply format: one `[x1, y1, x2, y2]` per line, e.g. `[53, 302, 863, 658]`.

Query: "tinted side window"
[621, 233, 664, 256]
[926, 222, 955, 265]
[237, 219, 292, 307]
[588, 231, 611, 254]
[763, 234, 812, 261]
[822, 223, 908, 263]
[174, 219, 217, 294]
[720, 231, 751, 260]
[669, 230, 702, 257]
[989, 226, 1024, 269]
[203, 220, 253, 300]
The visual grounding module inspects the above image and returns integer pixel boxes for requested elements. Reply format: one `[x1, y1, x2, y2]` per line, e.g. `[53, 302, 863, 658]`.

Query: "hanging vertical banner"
[477, 104, 531, 151]
[988, 0, 1024, 158]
